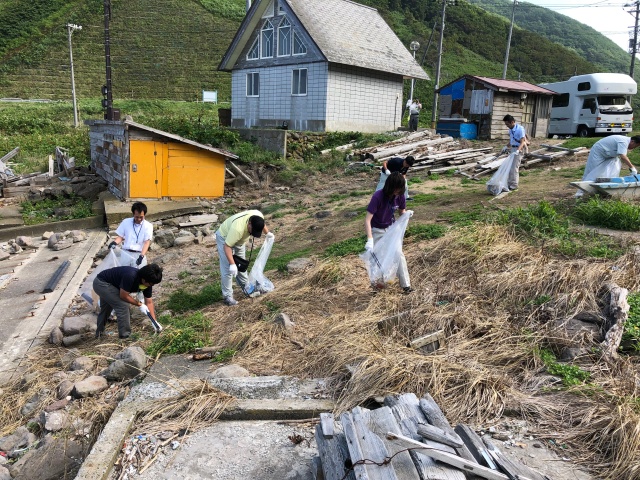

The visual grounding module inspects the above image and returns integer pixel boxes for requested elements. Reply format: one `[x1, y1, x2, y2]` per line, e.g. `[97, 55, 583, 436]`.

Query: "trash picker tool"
[146, 312, 163, 333]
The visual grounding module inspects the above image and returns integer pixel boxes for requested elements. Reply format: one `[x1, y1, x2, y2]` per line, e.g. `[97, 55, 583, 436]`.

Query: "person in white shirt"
[108, 202, 153, 267]
[408, 98, 422, 131]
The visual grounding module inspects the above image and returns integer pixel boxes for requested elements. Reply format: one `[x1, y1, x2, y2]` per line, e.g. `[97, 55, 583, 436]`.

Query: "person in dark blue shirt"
[93, 264, 163, 339]
[375, 155, 415, 199]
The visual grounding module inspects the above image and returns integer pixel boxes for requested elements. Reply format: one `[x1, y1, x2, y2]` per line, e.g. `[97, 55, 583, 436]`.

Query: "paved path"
[0, 230, 106, 384]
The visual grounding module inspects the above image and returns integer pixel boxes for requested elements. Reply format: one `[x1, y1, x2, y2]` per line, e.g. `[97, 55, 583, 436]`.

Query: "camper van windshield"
[598, 95, 632, 113]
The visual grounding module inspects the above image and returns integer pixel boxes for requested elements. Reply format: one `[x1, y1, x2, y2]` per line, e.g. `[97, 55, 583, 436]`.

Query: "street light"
[409, 41, 420, 103]
[66, 23, 82, 127]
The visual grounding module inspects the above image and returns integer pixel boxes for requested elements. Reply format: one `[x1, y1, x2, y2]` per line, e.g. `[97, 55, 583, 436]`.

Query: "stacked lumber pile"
[314, 393, 550, 480]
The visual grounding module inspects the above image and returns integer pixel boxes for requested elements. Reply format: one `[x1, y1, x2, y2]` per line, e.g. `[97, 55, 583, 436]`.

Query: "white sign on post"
[202, 90, 218, 103]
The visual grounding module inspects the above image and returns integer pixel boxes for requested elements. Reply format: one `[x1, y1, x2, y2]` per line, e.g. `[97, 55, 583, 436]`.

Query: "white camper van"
[540, 73, 636, 138]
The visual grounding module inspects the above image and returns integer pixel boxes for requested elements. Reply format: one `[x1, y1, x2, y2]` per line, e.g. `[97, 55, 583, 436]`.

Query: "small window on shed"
[247, 37, 259, 60]
[293, 31, 306, 55]
[578, 82, 591, 91]
[261, 20, 274, 58]
[552, 93, 570, 108]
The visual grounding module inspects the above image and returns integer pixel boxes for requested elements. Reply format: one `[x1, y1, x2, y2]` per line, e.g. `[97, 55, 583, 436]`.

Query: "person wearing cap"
[375, 155, 415, 200]
[215, 210, 272, 306]
[108, 202, 153, 267]
[93, 263, 163, 339]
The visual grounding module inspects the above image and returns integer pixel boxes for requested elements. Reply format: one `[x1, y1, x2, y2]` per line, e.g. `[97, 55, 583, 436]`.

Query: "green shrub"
[537, 348, 590, 386]
[572, 197, 640, 231]
[406, 223, 447, 241]
[146, 312, 212, 357]
[324, 235, 366, 257]
[166, 283, 222, 313]
[623, 292, 640, 349]
[21, 196, 93, 225]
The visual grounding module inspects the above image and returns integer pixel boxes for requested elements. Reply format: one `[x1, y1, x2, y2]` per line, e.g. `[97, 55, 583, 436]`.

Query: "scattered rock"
[343, 211, 360, 218]
[154, 229, 175, 248]
[62, 334, 82, 347]
[0, 250, 9, 261]
[286, 257, 313, 274]
[47, 234, 60, 249]
[0, 465, 9, 480]
[492, 433, 511, 441]
[7, 434, 84, 480]
[274, 312, 295, 331]
[315, 210, 332, 219]
[70, 230, 87, 243]
[41, 410, 69, 432]
[41, 231, 54, 240]
[0, 426, 37, 453]
[56, 380, 74, 400]
[19, 372, 40, 390]
[57, 349, 81, 369]
[20, 392, 44, 417]
[48, 327, 63, 345]
[8, 242, 22, 254]
[69, 356, 93, 372]
[15, 236, 33, 247]
[44, 398, 70, 413]
[62, 315, 96, 335]
[72, 376, 108, 398]
[52, 238, 73, 251]
[210, 364, 251, 378]
[155, 252, 180, 264]
[100, 346, 147, 381]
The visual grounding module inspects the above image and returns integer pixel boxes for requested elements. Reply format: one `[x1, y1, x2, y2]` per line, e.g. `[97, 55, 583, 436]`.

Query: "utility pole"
[103, 0, 114, 120]
[628, 1, 640, 77]
[431, 0, 448, 129]
[502, 0, 517, 79]
[66, 23, 82, 128]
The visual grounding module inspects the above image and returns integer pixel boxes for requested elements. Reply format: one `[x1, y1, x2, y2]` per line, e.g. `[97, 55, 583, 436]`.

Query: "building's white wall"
[231, 62, 328, 131]
[325, 65, 403, 133]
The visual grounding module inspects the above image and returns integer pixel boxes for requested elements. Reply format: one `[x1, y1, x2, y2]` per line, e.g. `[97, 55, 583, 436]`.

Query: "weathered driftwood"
[370, 136, 454, 160]
[320, 413, 335, 438]
[342, 410, 395, 480]
[315, 422, 355, 480]
[386, 433, 509, 480]
[454, 424, 497, 470]
[377, 311, 411, 335]
[228, 160, 254, 184]
[416, 424, 463, 448]
[601, 282, 630, 359]
[409, 330, 445, 354]
[385, 393, 466, 480]
[482, 437, 546, 480]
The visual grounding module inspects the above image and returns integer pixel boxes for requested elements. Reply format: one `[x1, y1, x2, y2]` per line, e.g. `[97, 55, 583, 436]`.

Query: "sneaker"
[509, 186, 519, 191]
[223, 296, 238, 306]
[403, 287, 414, 294]
[406, 197, 414, 201]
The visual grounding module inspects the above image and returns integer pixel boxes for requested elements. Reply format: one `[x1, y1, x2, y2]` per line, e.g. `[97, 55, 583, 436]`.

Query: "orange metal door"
[129, 140, 165, 198]
[165, 143, 225, 198]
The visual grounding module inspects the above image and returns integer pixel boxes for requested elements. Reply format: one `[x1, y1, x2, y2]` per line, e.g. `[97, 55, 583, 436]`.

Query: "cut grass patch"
[409, 193, 437, 205]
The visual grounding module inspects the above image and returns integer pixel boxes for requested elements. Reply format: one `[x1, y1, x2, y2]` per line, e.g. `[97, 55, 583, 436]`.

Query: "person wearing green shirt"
[215, 210, 272, 306]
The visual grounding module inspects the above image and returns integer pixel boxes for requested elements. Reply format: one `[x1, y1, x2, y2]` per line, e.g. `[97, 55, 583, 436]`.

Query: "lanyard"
[132, 218, 143, 243]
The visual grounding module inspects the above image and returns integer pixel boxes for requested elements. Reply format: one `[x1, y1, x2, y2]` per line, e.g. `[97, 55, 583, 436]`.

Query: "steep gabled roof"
[219, 0, 429, 80]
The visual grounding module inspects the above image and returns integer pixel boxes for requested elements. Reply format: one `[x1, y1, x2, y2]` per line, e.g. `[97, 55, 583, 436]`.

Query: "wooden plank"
[0, 147, 20, 164]
[454, 425, 497, 470]
[315, 424, 355, 480]
[377, 311, 410, 335]
[386, 433, 510, 480]
[225, 167, 236, 178]
[416, 424, 463, 449]
[48, 155, 54, 177]
[385, 394, 466, 480]
[409, 330, 445, 353]
[419, 395, 477, 463]
[313, 456, 326, 480]
[350, 408, 398, 480]
[340, 412, 372, 480]
[482, 437, 547, 480]
[539, 144, 579, 152]
[356, 406, 420, 480]
[320, 413, 335, 438]
[228, 160, 254, 184]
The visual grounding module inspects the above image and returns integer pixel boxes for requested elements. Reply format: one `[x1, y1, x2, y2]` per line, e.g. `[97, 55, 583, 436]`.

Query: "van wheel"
[577, 126, 590, 138]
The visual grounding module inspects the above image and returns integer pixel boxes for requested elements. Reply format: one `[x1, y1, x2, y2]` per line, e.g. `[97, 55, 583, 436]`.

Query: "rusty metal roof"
[438, 75, 556, 95]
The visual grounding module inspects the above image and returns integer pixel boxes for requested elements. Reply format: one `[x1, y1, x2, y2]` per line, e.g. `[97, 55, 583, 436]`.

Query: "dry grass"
[200, 223, 640, 479]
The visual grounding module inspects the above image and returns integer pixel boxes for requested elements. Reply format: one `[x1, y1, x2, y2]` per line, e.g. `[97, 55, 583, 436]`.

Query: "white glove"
[631, 167, 638, 175]
[139, 304, 150, 315]
[229, 264, 238, 277]
[266, 232, 275, 240]
[405, 210, 414, 217]
[501, 146, 508, 154]
[384, 169, 391, 175]
[365, 238, 374, 251]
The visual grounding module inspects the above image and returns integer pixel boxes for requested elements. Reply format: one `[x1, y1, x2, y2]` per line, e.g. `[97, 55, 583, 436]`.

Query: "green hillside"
[0, 0, 627, 106]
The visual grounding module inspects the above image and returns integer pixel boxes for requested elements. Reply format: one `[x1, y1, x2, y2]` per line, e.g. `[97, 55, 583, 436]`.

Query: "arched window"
[261, 20, 274, 58]
[293, 31, 306, 55]
[247, 37, 259, 60]
[278, 17, 291, 57]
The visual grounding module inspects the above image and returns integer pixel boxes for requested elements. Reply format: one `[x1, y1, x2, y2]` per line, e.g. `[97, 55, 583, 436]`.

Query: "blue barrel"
[436, 121, 477, 140]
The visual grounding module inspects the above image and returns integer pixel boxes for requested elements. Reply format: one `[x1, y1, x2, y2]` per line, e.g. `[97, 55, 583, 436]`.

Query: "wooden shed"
[86, 120, 238, 200]
[437, 75, 556, 140]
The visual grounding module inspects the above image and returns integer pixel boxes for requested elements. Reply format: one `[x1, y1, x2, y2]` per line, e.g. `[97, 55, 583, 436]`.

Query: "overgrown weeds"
[573, 197, 640, 231]
[146, 312, 212, 357]
[165, 284, 222, 313]
[21, 196, 93, 224]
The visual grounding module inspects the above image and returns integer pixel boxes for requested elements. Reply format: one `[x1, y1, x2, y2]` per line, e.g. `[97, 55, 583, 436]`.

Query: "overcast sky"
[522, 0, 635, 52]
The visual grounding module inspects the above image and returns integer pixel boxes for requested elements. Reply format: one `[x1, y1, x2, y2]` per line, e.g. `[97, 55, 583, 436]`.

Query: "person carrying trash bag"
[108, 202, 153, 267]
[364, 172, 413, 294]
[215, 209, 272, 306]
[501, 115, 528, 191]
[93, 264, 163, 339]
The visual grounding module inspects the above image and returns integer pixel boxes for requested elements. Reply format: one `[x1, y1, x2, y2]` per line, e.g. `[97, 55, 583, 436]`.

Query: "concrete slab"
[0, 229, 107, 384]
[104, 199, 207, 228]
[0, 215, 104, 242]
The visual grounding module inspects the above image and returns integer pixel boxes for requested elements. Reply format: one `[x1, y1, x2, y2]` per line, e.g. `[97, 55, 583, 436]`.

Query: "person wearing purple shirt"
[364, 172, 413, 294]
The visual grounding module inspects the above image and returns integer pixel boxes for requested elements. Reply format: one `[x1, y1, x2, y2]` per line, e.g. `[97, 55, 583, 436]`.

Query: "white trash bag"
[79, 248, 140, 305]
[359, 212, 410, 289]
[244, 235, 275, 296]
[486, 153, 516, 196]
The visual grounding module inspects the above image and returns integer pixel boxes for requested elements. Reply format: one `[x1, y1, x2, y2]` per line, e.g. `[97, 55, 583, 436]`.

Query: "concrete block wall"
[86, 120, 128, 199]
[325, 65, 403, 133]
[231, 62, 328, 131]
[236, 128, 287, 156]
